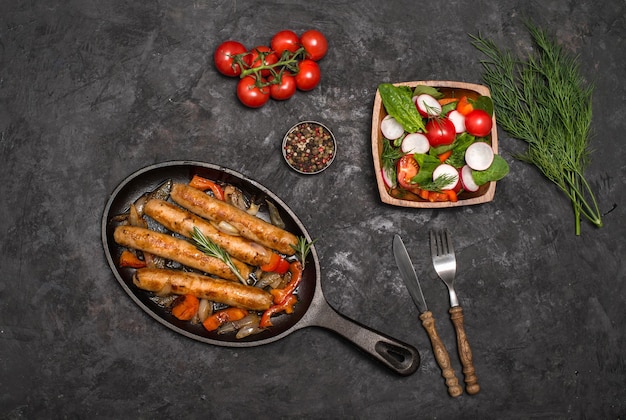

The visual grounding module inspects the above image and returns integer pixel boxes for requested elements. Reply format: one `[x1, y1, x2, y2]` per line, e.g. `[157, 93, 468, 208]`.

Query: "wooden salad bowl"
[371, 81, 499, 208]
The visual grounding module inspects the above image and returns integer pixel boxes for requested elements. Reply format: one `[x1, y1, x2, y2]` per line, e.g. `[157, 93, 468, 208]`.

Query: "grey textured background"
[1, 0, 624, 418]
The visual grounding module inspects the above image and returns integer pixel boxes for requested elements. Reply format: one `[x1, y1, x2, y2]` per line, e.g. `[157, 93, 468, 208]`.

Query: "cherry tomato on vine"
[271, 30, 300, 54]
[269, 74, 296, 100]
[464, 109, 493, 137]
[300, 29, 328, 61]
[295, 59, 321, 91]
[425, 117, 456, 147]
[237, 76, 270, 108]
[247, 46, 278, 77]
[214, 40, 247, 77]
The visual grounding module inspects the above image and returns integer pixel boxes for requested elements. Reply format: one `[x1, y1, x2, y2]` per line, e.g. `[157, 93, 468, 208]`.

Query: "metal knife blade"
[393, 234, 428, 314]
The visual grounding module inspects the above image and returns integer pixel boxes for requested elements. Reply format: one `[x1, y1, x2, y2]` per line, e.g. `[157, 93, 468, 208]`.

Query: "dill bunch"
[470, 23, 603, 235]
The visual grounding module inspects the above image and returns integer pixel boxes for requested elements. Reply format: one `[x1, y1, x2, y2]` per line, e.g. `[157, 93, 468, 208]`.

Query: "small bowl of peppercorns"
[282, 121, 336, 175]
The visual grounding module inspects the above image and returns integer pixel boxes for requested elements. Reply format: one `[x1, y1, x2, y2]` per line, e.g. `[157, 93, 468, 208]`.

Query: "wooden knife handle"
[449, 306, 480, 395]
[419, 311, 462, 397]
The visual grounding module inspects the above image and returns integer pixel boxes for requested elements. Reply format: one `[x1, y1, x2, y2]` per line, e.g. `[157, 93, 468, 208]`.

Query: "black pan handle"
[308, 299, 420, 376]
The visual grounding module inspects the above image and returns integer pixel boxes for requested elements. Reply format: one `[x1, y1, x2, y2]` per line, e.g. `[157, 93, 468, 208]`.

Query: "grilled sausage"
[170, 183, 299, 255]
[113, 225, 252, 282]
[143, 199, 274, 267]
[133, 268, 272, 311]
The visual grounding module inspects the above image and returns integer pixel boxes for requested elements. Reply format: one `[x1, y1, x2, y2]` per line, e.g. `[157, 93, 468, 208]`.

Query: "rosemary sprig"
[470, 22, 603, 235]
[291, 236, 317, 269]
[191, 227, 248, 284]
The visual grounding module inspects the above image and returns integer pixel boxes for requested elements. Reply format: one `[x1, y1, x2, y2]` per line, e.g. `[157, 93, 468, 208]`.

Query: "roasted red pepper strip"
[260, 252, 281, 272]
[203, 307, 248, 331]
[260, 261, 303, 328]
[189, 175, 225, 200]
[270, 261, 303, 304]
[171, 294, 200, 321]
[259, 294, 298, 328]
[119, 250, 147, 268]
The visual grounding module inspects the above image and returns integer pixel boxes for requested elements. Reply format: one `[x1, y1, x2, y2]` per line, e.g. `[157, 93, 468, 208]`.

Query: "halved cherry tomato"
[397, 154, 419, 190]
[464, 109, 493, 137]
[274, 257, 291, 275]
[300, 29, 328, 61]
[214, 40, 247, 77]
[237, 76, 270, 108]
[271, 30, 300, 54]
[295, 59, 321, 91]
[269, 74, 296, 100]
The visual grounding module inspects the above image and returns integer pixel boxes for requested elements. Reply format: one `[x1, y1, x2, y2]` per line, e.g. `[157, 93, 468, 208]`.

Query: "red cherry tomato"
[397, 154, 420, 190]
[295, 59, 321, 91]
[214, 40, 247, 77]
[274, 257, 291, 275]
[237, 76, 270, 108]
[425, 118, 456, 147]
[299, 29, 328, 61]
[271, 30, 300, 54]
[247, 46, 278, 77]
[464, 109, 493, 137]
[269, 74, 296, 100]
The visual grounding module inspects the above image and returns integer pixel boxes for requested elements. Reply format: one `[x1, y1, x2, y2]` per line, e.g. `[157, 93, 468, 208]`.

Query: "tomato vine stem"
[234, 47, 307, 88]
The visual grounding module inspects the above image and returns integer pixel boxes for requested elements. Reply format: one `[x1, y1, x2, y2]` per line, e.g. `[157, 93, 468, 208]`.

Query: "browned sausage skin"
[170, 183, 298, 255]
[133, 268, 272, 311]
[143, 199, 274, 267]
[113, 225, 252, 282]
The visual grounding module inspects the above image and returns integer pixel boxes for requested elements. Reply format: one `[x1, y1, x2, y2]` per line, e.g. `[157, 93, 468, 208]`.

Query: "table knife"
[393, 234, 462, 398]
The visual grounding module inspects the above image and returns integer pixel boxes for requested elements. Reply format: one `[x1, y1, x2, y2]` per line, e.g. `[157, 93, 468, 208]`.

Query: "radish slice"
[460, 165, 480, 192]
[380, 115, 405, 140]
[413, 94, 442, 117]
[381, 166, 396, 189]
[447, 110, 466, 133]
[401, 133, 430, 154]
[433, 163, 459, 190]
[465, 142, 494, 171]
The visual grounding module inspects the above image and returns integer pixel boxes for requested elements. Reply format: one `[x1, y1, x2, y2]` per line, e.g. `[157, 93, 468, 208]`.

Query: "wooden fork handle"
[449, 306, 480, 395]
[419, 311, 463, 397]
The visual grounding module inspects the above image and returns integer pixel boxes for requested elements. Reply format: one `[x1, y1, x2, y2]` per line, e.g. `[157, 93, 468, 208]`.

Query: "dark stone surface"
[1, 0, 624, 418]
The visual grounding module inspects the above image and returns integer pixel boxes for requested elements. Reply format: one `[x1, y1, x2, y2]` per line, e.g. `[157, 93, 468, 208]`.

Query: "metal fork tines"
[430, 229, 459, 307]
[429, 229, 480, 395]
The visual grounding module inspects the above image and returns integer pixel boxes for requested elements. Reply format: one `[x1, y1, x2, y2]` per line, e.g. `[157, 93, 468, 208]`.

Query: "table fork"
[430, 229, 480, 395]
